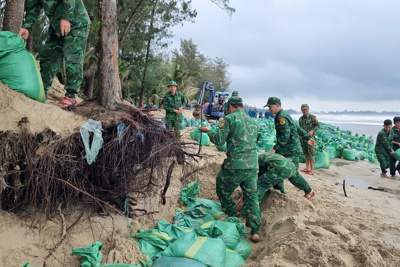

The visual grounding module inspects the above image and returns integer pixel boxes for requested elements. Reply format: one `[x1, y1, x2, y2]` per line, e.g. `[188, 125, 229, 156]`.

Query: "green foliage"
[4, 0, 234, 105]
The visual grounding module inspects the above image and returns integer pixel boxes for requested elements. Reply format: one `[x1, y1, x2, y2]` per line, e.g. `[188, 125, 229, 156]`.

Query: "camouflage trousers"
[165, 115, 182, 138]
[276, 152, 312, 195]
[41, 26, 88, 98]
[376, 151, 390, 173]
[216, 168, 261, 235]
[390, 155, 400, 176]
[258, 161, 297, 202]
[300, 139, 315, 160]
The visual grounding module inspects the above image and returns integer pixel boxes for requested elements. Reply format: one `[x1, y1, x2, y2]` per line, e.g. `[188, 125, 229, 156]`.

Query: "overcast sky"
[169, 0, 400, 112]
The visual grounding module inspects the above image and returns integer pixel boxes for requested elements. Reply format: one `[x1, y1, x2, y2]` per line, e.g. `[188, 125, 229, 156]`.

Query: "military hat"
[263, 97, 281, 107]
[301, 104, 309, 110]
[167, 80, 178, 87]
[228, 96, 243, 105]
[232, 91, 239, 97]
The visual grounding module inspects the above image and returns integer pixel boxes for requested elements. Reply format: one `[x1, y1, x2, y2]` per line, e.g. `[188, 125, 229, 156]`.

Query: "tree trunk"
[139, 1, 157, 107]
[3, 0, 25, 33]
[84, 67, 96, 98]
[26, 31, 33, 52]
[98, 0, 122, 110]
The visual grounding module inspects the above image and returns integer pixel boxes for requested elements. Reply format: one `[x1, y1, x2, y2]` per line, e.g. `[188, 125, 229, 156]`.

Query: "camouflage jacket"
[208, 109, 258, 170]
[163, 91, 186, 120]
[22, 0, 90, 35]
[375, 128, 393, 154]
[258, 152, 296, 177]
[392, 127, 400, 150]
[299, 113, 319, 138]
[273, 109, 310, 156]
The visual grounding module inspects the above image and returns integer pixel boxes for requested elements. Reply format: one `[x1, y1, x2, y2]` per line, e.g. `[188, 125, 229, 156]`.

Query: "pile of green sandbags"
[312, 122, 378, 168]
[139, 182, 251, 267]
[72, 181, 249, 267]
[189, 121, 211, 146]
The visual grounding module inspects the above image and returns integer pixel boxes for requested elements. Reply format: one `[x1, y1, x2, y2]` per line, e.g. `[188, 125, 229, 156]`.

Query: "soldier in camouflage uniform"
[390, 117, 400, 177]
[199, 97, 261, 242]
[224, 91, 239, 116]
[163, 80, 186, 138]
[235, 152, 314, 208]
[299, 104, 319, 175]
[375, 119, 394, 178]
[264, 97, 315, 200]
[19, 0, 90, 106]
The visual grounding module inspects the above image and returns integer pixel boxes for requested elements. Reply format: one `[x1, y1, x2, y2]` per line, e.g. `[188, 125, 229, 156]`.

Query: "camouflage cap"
[263, 97, 281, 107]
[301, 104, 309, 110]
[228, 96, 243, 105]
[232, 91, 239, 97]
[167, 80, 177, 87]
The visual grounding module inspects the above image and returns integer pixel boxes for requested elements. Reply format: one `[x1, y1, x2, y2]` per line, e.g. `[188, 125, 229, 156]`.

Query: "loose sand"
[0, 79, 86, 136]
[1, 87, 400, 266]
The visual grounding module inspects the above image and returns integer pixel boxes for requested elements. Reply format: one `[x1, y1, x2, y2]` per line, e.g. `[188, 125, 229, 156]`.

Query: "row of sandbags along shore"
[184, 117, 379, 170]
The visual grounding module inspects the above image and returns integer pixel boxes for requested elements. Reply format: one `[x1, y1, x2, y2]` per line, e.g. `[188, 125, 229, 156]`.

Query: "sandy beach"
[1, 84, 400, 266]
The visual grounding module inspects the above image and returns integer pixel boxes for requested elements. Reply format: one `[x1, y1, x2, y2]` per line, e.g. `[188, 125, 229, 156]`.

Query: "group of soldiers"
[375, 117, 400, 178]
[162, 82, 316, 242]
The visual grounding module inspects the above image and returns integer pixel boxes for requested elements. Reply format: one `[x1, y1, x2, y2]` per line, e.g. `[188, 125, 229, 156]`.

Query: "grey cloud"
[170, 0, 400, 110]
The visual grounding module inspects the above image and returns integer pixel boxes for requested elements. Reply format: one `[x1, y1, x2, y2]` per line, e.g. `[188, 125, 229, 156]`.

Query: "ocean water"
[291, 113, 399, 137]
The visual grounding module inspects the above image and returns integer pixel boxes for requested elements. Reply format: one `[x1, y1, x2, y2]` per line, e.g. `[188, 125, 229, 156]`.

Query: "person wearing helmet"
[375, 119, 394, 178]
[265, 97, 315, 200]
[199, 97, 261, 243]
[163, 81, 186, 138]
[224, 91, 239, 116]
[298, 104, 319, 175]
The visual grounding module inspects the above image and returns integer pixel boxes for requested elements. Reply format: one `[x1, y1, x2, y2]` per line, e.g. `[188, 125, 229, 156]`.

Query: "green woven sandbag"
[189, 128, 210, 146]
[132, 229, 173, 259]
[181, 120, 187, 129]
[367, 144, 375, 153]
[184, 117, 191, 125]
[173, 205, 215, 229]
[152, 257, 206, 267]
[195, 220, 240, 250]
[394, 148, 400, 161]
[155, 232, 226, 267]
[190, 129, 199, 140]
[355, 151, 366, 160]
[225, 249, 246, 267]
[359, 135, 366, 143]
[343, 149, 356, 161]
[72, 241, 103, 267]
[196, 198, 226, 220]
[0, 31, 45, 103]
[326, 146, 336, 159]
[335, 147, 343, 158]
[368, 154, 378, 164]
[190, 118, 198, 127]
[320, 132, 330, 142]
[181, 181, 200, 206]
[233, 238, 251, 260]
[314, 150, 330, 169]
[157, 220, 193, 242]
[215, 142, 227, 152]
[263, 142, 274, 152]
